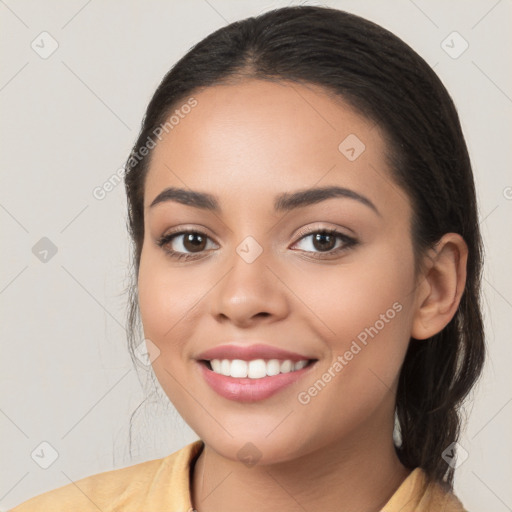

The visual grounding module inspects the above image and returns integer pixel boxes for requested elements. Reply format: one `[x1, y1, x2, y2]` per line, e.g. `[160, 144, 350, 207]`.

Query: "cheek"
[137, 245, 200, 345]
[290, 242, 415, 346]
[137, 249, 201, 410]
[291, 261, 415, 440]
[289, 240, 416, 412]
[137, 261, 173, 343]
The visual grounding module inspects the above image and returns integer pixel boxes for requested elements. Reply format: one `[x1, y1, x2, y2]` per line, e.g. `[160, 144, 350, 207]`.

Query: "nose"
[209, 247, 290, 328]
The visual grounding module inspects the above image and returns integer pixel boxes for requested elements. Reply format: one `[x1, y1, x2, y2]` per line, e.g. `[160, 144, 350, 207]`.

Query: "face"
[137, 79, 420, 464]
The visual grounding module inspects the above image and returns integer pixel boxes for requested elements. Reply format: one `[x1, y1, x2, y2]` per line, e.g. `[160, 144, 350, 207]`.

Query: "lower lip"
[197, 361, 316, 402]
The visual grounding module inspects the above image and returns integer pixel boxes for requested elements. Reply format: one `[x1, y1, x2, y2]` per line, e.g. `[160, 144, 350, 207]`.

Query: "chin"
[198, 428, 318, 467]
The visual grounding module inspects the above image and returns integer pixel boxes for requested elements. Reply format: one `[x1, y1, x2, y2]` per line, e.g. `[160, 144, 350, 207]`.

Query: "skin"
[137, 79, 468, 511]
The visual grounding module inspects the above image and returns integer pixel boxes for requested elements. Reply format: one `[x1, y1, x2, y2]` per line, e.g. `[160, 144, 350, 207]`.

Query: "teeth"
[280, 360, 293, 373]
[210, 359, 222, 373]
[231, 359, 248, 378]
[294, 360, 308, 370]
[220, 359, 231, 376]
[208, 358, 311, 379]
[248, 359, 266, 379]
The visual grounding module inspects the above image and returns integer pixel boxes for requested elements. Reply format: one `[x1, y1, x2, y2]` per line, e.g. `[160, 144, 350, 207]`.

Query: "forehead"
[150, 79, 376, 163]
[143, 79, 409, 220]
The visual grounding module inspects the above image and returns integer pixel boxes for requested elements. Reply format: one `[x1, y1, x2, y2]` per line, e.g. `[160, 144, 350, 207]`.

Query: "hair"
[123, 5, 485, 488]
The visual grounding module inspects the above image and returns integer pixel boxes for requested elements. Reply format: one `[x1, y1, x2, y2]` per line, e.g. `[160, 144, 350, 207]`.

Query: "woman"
[12, 5, 485, 511]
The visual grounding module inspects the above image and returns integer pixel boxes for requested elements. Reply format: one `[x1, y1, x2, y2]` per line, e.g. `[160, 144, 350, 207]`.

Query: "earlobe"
[411, 233, 468, 340]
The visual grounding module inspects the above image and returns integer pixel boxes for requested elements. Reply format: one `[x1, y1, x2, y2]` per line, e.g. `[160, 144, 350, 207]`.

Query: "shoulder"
[383, 468, 468, 512]
[9, 440, 204, 512]
[421, 479, 468, 512]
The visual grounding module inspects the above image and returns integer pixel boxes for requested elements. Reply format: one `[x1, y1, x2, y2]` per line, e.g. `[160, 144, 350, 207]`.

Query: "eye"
[291, 228, 358, 259]
[156, 227, 358, 262]
[156, 230, 217, 261]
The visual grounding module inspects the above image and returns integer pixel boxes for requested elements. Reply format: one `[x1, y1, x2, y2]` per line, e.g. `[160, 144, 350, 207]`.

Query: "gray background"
[1, 0, 511, 510]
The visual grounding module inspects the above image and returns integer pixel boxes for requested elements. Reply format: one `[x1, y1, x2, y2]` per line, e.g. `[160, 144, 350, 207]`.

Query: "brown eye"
[292, 228, 358, 259]
[311, 232, 337, 252]
[156, 230, 217, 261]
[182, 232, 207, 252]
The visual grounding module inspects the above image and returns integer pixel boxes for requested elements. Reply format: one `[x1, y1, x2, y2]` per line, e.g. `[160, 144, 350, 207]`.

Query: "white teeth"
[248, 359, 267, 379]
[280, 360, 293, 373]
[211, 359, 222, 373]
[294, 360, 308, 371]
[266, 359, 281, 376]
[208, 358, 311, 379]
[230, 360, 248, 378]
[220, 359, 231, 376]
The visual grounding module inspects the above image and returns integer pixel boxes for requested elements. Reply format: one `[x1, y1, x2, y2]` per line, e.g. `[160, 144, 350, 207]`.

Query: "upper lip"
[196, 343, 316, 362]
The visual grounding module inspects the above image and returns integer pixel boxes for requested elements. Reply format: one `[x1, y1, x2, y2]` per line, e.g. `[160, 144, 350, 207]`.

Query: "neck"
[191, 418, 411, 512]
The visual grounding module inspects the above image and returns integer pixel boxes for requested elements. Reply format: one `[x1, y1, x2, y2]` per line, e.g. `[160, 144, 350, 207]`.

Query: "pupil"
[185, 233, 206, 252]
[314, 233, 335, 251]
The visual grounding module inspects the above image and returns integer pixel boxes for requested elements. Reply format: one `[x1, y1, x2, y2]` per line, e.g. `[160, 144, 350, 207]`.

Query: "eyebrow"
[148, 185, 381, 216]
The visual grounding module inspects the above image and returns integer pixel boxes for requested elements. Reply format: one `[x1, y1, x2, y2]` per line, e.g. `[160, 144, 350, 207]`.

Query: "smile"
[204, 358, 311, 379]
[197, 358, 317, 402]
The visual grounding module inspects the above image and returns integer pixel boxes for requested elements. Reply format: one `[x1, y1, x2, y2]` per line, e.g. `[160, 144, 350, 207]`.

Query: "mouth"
[196, 357, 318, 402]
[199, 358, 317, 378]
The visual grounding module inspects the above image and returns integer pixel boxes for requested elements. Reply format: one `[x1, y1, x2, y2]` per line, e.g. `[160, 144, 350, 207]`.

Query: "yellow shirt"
[10, 440, 467, 511]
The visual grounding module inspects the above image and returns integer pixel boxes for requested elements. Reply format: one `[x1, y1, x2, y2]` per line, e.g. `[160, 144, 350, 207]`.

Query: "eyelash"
[156, 227, 358, 262]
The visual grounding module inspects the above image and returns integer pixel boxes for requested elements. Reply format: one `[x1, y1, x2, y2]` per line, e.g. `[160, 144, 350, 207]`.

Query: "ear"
[411, 233, 468, 340]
